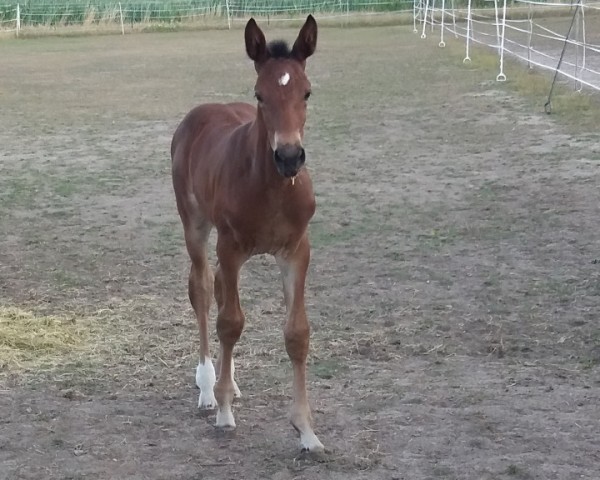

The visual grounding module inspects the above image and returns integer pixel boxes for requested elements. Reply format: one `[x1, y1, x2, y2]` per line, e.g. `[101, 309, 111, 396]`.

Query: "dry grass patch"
[0, 306, 89, 370]
[0, 298, 198, 390]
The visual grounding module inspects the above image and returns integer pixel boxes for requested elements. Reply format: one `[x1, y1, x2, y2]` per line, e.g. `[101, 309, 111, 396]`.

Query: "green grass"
[505, 464, 532, 479]
[0, 167, 128, 213]
[311, 357, 349, 379]
[152, 222, 184, 256]
[53, 177, 79, 197]
[52, 269, 82, 288]
[416, 227, 461, 250]
[463, 46, 600, 133]
[0, 175, 39, 209]
[2, 0, 415, 28]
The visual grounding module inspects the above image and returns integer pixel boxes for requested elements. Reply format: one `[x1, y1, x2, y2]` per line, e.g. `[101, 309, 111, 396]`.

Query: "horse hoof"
[198, 392, 217, 410]
[299, 444, 327, 460]
[300, 443, 325, 454]
[300, 433, 324, 454]
[215, 408, 236, 429]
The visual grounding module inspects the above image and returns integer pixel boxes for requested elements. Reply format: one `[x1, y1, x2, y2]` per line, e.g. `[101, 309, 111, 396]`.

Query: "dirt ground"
[1, 24, 599, 480]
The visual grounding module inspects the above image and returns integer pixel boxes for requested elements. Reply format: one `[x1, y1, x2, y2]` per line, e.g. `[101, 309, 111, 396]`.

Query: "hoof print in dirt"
[214, 425, 237, 438]
[195, 408, 214, 419]
[296, 447, 329, 463]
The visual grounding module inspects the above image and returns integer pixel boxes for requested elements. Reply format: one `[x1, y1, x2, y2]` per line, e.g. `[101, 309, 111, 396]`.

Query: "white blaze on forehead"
[278, 72, 290, 86]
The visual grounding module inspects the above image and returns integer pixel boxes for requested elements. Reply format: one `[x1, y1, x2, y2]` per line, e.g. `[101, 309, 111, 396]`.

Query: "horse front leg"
[213, 236, 247, 428]
[277, 236, 324, 453]
[214, 265, 242, 399]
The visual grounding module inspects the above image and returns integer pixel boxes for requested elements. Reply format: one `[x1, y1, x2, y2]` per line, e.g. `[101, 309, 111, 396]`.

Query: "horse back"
[171, 102, 255, 163]
[171, 102, 256, 215]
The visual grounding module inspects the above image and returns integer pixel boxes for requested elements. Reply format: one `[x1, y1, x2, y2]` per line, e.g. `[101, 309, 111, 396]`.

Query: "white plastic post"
[577, 1, 586, 92]
[464, 0, 472, 62]
[527, 3, 533, 68]
[119, 2, 124, 35]
[16, 3, 20, 37]
[581, 2, 586, 71]
[225, 0, 231, 30]
[575, 4, 580, 90]
[346, 0, 350, 24]
[496, 0, 507, 81]
[451, 0, 457, 38]
[413, 0, 418, 33]
[421, 0, 429, 38]
[493, 0, 500, 48]
[439, 0, 445, 47]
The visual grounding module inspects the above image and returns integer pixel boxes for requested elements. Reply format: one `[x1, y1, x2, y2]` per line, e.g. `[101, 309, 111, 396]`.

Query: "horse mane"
[267, 40, 292, 59]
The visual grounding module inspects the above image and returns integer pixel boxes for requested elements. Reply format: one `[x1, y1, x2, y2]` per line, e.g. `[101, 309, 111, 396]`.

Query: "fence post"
[421, 0, 429, 39]
[463, 0, 472, 62]
[451, 0, 456, 37]
[225, 0, 231, 30]
[496, 0, 507, 81]
[119, 2, 125, 35]
[575, 1, 586, 92]
[413, 0, 417, 33]
[527, 3, 533, 68]
[340, 0, 350, 27]
[493, 0, 500, 48]
[439, 0, 445, 47]
[16, 3, 20, 37]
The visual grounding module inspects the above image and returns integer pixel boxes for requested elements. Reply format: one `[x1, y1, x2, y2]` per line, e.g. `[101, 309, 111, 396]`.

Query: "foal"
[171, 16, 323, 452]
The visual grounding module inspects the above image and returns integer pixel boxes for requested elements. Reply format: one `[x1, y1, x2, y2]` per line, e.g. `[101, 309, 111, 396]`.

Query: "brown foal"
[170, 16, 323, 452]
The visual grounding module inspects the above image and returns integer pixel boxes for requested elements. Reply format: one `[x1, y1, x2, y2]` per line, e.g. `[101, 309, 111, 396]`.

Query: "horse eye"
[255, 92, 263, 103]
[304, 91, 311, 101]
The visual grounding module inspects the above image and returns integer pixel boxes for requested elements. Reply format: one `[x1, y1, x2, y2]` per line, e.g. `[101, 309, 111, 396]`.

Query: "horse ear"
[292, 15, 318, 63]
[245, 18, 268, 66]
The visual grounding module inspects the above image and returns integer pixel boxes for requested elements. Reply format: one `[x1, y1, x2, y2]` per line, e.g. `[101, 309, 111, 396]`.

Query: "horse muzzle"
[273, 145, 306, 178]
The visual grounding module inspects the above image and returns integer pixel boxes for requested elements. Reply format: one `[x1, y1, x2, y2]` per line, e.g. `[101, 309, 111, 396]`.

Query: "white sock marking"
[216, 406, 236, 428]
[300, 430, 324, 452]
[196, 357, 217, 409]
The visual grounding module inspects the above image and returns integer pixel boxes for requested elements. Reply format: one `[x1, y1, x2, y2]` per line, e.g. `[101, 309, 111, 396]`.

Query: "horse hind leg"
[184, 217, 217, 410]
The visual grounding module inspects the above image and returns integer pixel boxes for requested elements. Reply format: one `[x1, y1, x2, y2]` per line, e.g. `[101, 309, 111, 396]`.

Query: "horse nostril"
[276, 144, 304, 162]
[273, 144, 306, 178]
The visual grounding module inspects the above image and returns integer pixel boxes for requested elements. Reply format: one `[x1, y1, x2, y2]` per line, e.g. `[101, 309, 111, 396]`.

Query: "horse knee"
[284, 322, 310, 362]
[188, 267, 213, 307]
[217, 310, 245, 346]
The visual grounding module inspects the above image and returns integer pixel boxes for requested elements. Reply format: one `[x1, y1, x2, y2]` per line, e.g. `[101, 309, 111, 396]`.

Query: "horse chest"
[226, 191, 315, 255]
